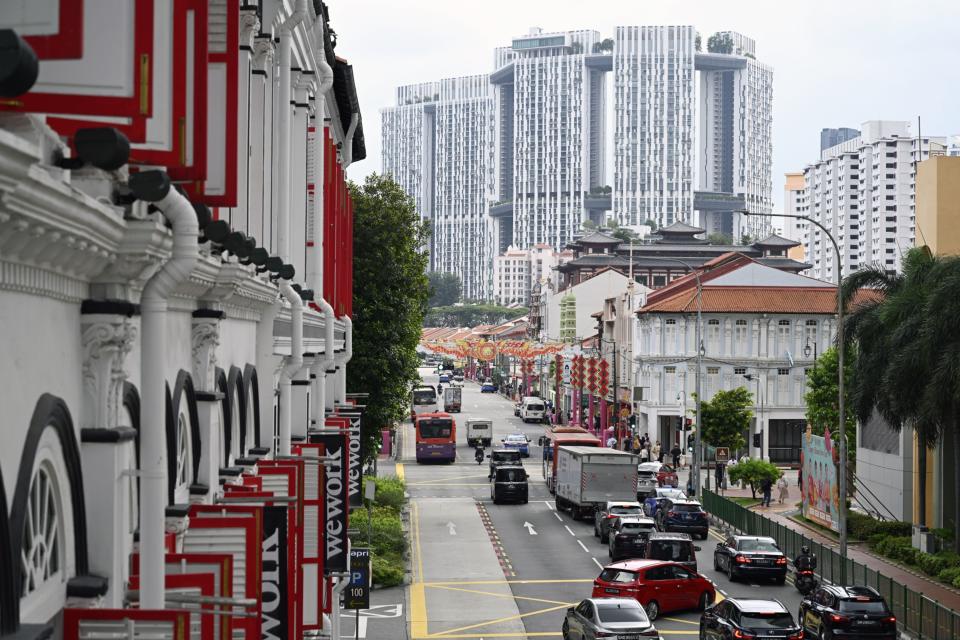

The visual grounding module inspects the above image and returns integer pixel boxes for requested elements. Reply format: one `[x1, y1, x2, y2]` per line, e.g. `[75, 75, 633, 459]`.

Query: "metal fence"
[702, 488, 960, 639]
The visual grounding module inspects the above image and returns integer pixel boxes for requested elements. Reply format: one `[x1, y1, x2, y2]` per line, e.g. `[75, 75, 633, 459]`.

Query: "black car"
[713, 535, 788, 584]
[656, 498, 709, 539]
[700, 597, 803, 639]
[607, 517, 657, 561]
[798, 585, 898, 640]
[488, 449, 522, 478]
[490, 465, 528, 504]
[645, 532, 700, 574]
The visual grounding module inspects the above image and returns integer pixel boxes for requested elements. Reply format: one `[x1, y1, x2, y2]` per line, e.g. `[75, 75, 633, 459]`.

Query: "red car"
[592, 559, 715, 621]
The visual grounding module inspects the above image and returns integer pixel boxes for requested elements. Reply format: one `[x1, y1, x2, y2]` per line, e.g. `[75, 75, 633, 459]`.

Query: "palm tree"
[842, 248, 941, 530]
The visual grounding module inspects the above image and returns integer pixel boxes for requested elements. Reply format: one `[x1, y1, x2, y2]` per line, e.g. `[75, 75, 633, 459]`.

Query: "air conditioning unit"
[632, 386, 645, 402]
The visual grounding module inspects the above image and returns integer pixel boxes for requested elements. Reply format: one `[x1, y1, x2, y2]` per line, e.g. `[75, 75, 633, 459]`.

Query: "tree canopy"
[427, 272, 461, 307]
[707, 32, 734, 54]
[424, 304, 526, 328]
[804, 346, 857, 464]
[706, 232, 732, 245]
[347, 174, 431, 462]
[698, 387, 751, 452]
[728, 459, 782, 499]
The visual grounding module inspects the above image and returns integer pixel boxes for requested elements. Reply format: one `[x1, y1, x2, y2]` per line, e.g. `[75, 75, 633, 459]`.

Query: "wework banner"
[261, 506, 289, 640]
[338, 410, 364, 508]
[309, 431, 349, 572]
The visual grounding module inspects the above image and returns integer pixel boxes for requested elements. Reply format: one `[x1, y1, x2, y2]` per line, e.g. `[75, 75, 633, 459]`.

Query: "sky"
[334, 0, 959, 213]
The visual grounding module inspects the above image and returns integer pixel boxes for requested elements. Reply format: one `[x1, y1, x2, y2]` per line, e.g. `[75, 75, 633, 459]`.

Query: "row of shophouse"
[0, 1, 367, 638]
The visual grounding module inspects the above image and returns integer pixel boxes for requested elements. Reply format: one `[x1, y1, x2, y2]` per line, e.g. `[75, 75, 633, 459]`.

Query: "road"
[400, 367, 808, 640]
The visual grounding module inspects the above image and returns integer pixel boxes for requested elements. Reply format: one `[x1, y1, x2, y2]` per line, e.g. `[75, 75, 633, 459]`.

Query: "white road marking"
[592, 557, 604, 569]
[446, 521, 457, 535]
[564, 525, 576, 536]
[544, 501, 554, 510]
[554, 513, 563, 521]
[523, 522, 538, 535]
[577, 540, 590, 553]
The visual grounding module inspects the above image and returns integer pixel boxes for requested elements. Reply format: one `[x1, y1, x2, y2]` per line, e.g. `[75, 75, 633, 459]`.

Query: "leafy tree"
[706, 232, 732, 245]
[695, 33, 702, 52]
[804, 346, 856, 464]
[740, 233, 753, 245]
[599, 38, 615, 52]
[348, 174, 430, 462]
[581, 219, 598, 231]
[611, 227, 639, 243]
[707, 33, 734, 54]
[427, 271, 461, 307]
[728, 459, 782, 499]
[698, 387, 751, 452]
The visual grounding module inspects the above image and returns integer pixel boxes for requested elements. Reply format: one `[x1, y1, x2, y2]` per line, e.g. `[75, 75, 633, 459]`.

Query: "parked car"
[656, 498, 709, 539]
[608, 517, 657, 561]
[563, 598, 659, 640]
[592, 559, 715, 621]
[594, 501, 646, 542]
[480, 382, 496, 393]
[700, 597, 802, 640]
[450, 378, 463, 388]
[798, 585, 897, 640]
[501, 433, 530, 457]
[453, 374, 464, 382]
[643, 487, 687, 519]
[643, 532, 700, 574]
[713, 535, 788, 584]
[490, 465, 528, 504]
[637, 462, 678, 497]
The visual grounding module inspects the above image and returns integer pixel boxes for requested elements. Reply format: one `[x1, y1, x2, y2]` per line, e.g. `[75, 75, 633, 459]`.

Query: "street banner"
[801, 426, 839, 532]
[262, 505, 290, 640]
[344, 548, 371, 609]
[562, 356, 572, 385]
[309, 431, 350, 573]
[335, 410, 364, 508]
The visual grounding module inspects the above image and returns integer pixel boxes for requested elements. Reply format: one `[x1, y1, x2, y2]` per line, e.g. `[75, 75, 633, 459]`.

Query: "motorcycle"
[475, 447, 485, 465]
[795, 569, 818, 595]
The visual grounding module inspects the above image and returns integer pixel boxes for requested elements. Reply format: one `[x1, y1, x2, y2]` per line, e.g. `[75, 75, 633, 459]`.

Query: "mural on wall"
[801, 425, 840, 532]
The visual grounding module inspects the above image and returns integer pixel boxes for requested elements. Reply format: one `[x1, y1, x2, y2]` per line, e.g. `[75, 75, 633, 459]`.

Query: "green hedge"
[349, 475, 409, 587]
[870, 533, 960, 588]
[847, 511, 912, 540]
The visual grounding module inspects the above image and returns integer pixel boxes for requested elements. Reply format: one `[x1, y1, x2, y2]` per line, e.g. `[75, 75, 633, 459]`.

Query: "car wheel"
[713, 554, 720, 571]
[644, 600, 660, 621]
[697, 591, 711, 611]
[522, 498, 528, 504]
[699, 623, 706, 640]
[561, 621, 570, 640]
[727, 561, 737, 582]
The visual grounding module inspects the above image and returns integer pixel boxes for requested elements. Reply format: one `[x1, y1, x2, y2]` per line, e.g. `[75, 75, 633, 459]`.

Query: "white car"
[450, 379, 463, 388]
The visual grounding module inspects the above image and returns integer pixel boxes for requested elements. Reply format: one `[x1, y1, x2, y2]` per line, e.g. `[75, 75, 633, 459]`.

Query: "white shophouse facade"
[0, 2, 362, 636]
[633, 255, 838, 464]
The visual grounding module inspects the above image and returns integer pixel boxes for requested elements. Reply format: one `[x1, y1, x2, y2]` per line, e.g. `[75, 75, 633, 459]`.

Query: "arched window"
[175, 413, 192, 500]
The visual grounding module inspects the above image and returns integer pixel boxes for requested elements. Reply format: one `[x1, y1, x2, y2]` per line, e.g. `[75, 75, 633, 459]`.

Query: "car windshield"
[839, 599, 889, 614]
[671, 504, 702, 513]
[738, 539, 779, 552]
[493, 451, 521, 462]
[738, 612, 795, 629]
[496, 468, 525, 482]
[595, 604, 649, 624]
[611, 506, 643, 515]
[597, 569, 637, 584]
[648, 540, 692, 562]
[418, 420, 452, 439]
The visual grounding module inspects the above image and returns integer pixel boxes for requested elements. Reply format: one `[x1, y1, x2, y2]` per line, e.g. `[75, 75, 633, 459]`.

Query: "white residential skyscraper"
[613, 25, 696, 227]
[801, 121, 946, 280]
[381, 77, 495, 300]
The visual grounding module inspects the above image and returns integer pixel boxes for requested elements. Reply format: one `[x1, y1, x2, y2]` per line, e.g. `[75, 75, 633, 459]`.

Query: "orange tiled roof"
[638, 286, 878, 314]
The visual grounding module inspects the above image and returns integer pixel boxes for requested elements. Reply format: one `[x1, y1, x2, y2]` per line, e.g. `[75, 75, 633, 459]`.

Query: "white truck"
[555, 446, 640, 520]
[466, 419, 493, 447]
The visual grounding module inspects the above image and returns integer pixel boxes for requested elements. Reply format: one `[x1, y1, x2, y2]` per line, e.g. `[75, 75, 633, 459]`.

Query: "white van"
[520, 396, 547, 423]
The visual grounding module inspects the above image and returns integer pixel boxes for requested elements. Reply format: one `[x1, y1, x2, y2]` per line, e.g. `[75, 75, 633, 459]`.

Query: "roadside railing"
[702, 488, 960, 639]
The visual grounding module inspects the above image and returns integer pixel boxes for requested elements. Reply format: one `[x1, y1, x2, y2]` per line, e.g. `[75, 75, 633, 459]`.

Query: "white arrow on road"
[523, 521, 538, 535]
[446, 521, 457, 536]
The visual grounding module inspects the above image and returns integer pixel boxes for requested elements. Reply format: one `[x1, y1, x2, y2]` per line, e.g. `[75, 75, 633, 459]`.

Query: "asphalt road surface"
[401, 368, 809, 640]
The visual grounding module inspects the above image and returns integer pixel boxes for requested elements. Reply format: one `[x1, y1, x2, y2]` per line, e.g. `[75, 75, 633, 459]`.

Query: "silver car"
[563, 598, 660, 640]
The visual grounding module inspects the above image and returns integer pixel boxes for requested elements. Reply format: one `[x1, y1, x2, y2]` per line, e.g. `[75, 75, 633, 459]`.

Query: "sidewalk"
[679, 467, 960, 612]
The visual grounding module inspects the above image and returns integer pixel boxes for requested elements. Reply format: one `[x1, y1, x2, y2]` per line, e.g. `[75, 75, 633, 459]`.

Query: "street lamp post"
[629, 248, 705, 493]
[742, 210, 848, 582]
[803, 337, 818, 361]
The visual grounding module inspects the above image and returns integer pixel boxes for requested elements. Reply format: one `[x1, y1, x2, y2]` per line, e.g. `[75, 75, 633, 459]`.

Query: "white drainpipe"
[330, 571, 351, 640]
[336, 315, 353, 404]
[256, 295, 282, 450]
[311, 297, 336, 428]
[278, 279, 303, 456]
[342, 112, 360, 168]
[133, 171, 199, 610]
[276, 0, 308, 262]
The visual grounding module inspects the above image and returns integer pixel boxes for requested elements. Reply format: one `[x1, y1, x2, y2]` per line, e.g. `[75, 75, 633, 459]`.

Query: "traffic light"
[753, 432, 762, 448]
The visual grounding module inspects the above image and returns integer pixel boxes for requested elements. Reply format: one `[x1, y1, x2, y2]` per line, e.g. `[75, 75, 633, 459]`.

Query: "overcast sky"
[336, 0, 959, 212]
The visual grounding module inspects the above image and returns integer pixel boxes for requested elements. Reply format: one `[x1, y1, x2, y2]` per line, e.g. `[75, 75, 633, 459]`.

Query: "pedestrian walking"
[761, 476, 773, 507]
[653, 441, 662, 463]
[777, 475, 790, 504]
[670, 444, 682, 468]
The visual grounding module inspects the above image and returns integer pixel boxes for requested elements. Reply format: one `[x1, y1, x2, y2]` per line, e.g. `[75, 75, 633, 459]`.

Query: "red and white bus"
[539, 425, 601, 492]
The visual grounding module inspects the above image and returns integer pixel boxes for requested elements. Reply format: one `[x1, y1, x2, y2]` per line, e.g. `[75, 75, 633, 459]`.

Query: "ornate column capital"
[81, 312, 138, 430]
[191, 316, 221, 392]
[239, 10, 260, 50]
[252, 38, 275, 73]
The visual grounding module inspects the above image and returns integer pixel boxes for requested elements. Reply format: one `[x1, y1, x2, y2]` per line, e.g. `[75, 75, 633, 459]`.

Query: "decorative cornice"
[0, 259, 89, 302]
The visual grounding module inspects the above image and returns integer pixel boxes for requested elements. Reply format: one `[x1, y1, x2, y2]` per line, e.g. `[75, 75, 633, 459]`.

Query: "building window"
[777, 319, 791, 353]
[734, 367, 746, 376]
[176, 414, 191, 492]
[21, 464, 62, 598]
[778, 368, 790, 375]
[734, 319, 748, 355]
[707, 319, 721, 354]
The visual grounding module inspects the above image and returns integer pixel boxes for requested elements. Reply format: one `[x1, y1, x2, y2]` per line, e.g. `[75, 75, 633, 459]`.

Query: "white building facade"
[493, 244, 572, 306]
[802, 120, 946, 280]
[0, 2, 362, 635]
[613, 25, 696, 228]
